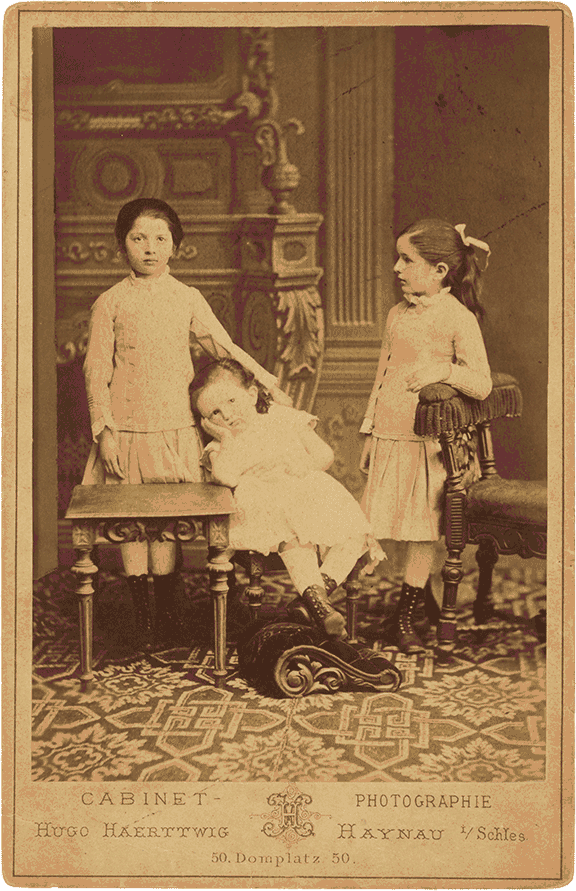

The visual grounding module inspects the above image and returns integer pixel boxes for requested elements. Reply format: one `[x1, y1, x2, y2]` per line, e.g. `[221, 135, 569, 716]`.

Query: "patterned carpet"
[32, 558, 546, 783]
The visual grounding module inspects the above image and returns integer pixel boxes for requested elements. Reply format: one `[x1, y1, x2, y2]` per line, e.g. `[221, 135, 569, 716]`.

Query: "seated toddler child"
[191, 358, 384, 639]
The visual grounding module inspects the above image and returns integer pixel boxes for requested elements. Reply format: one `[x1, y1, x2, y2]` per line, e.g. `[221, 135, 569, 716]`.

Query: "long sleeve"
[190, 289, 278, 391]
[83, 294, 117, 441]
[359, 309, 393, 434]
[445, 307, 492, 400]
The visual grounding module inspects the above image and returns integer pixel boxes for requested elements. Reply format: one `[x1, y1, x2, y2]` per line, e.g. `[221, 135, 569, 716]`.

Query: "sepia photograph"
[3, 2, 573, 886]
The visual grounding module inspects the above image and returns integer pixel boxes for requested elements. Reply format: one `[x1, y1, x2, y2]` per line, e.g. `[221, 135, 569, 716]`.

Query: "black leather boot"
[152, 572, 182, 648]
[413, 578, 441, 634]
[288, 573, 340, 628]
[126, 574, 153, 651]
[299, 584, 347, 639]
[364, 583, 426, 654]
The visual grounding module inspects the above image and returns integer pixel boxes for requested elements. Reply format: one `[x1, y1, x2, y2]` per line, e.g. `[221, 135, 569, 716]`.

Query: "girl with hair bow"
[359, 218, 492, 653]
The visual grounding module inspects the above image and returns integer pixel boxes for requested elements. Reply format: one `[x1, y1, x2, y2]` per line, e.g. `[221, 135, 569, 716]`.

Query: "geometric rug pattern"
[33, 560, 546, 783]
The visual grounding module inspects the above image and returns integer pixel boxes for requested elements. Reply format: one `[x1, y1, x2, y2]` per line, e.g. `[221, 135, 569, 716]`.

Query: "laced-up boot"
[288, 574, 341, 629]
[299, 584, 347, 639]
[152, 572, 182, 648]
[365, 583, 426, 653]
[412, 578, 441, 639]
[387, 583, 426, 653]
[126, 574, 153, 651]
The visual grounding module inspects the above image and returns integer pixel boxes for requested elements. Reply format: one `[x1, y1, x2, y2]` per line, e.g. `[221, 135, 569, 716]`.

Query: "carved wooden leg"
[474, 537, 499, 624]
[439, 553, 464, 649]
[343, 570, 361, 644]
[207, 516, 233, 677]
[437, 434, 467, 651]
[245, 552, 265, 621]
[71, 522, 98, 682]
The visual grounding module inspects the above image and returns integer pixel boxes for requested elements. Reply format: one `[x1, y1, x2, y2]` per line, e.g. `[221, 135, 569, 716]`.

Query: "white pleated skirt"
[81, 426, 205, 486]
[361, 437, 446, 542]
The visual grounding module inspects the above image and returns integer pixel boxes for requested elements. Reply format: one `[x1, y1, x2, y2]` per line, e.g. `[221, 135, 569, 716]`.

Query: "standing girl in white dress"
[82, 198, 288, 648]
[192, 358, 384, 640]
[359, 218, 492, 653]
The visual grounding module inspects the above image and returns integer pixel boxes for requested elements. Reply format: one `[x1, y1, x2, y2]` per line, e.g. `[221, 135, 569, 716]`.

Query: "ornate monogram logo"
[253, 784, 326, 848]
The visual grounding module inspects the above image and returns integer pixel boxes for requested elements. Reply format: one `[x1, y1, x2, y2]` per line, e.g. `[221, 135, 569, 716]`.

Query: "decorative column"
[238, 214, 324, 411]
[311, 27, 395, 497]
[235, 28, 324, 411]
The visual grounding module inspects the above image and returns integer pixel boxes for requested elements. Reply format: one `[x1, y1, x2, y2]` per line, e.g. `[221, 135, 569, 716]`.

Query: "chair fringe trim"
[415, 383, 523, 438]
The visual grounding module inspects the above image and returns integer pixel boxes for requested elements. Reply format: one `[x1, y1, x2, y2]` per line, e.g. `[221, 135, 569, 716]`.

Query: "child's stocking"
[278, 542, 324, 594]
[121, 540, 148, 576]
[404, 541, 435, 587]
[150, 540, 177, 575]
[280, 542, 347, 639]
[320, 534, 368, 586]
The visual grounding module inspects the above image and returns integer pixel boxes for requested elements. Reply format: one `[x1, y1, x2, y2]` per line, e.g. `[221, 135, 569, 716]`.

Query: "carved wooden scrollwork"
[56, 105, 243, 135]
[56, 311, 91, 365]
[100, 517, 204, 544]
[237, 28, 278, 121]
[238, 621, 402, 699]
[237, 28, 304, 215]
[275, 287, 323, 379]
[254, 119, 304, 216]
[275, 650, 347, 697]
[468, 525, 547, 560]
[273, 287, 324, 410]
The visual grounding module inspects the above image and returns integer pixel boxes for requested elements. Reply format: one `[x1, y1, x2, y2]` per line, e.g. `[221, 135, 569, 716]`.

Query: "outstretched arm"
[190, 289, 279, 392]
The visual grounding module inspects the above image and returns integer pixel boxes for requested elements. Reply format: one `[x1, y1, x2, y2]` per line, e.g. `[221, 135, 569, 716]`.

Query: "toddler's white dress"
[204, 405, 376, 556]
[360, 288, 492, 541]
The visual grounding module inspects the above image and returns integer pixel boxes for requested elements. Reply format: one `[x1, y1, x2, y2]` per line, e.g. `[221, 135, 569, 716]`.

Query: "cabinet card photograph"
[3, 2, 573, 887]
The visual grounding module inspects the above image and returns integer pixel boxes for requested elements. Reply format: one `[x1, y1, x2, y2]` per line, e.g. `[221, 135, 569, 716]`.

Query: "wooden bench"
[65, 482, 236, 681]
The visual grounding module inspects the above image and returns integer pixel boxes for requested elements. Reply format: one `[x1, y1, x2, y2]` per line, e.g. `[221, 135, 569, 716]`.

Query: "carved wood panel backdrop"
[53, 27, 324, 517]
[317, 28, 395, 494]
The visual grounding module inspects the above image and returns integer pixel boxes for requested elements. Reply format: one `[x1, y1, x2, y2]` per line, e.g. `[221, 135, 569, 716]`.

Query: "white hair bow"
[455, 224, 491, 268]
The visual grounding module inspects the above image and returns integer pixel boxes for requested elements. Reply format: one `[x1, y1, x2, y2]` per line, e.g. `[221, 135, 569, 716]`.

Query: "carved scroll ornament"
[100, 517, 204, 544]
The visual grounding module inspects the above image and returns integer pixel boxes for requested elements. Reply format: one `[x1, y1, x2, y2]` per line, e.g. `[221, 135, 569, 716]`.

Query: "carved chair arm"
[414, 372, 523, 439]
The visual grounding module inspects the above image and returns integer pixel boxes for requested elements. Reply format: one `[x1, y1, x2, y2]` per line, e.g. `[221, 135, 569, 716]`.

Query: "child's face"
[394, 234, 445, 298]
[124, 214, 174, 278]
[197, 374, 259, 436]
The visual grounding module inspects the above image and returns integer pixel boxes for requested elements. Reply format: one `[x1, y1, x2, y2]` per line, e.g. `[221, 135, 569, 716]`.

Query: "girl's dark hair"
[115, 198, 184, 251]
[400, 218, 486, 319]
[190, 358, 273, 414]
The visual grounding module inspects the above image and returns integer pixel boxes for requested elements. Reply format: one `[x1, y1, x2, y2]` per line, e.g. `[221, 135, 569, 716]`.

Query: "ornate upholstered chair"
[414, 372, 547, 650]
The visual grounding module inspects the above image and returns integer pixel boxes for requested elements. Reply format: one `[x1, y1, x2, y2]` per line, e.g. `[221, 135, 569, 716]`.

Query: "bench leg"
[245, 552, 265, 621]
[207, 517, 233, 677]
[71, 523, 98, 683]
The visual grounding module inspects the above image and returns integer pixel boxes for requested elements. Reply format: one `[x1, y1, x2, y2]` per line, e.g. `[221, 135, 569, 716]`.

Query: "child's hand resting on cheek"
[201, 416, 231, 442]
